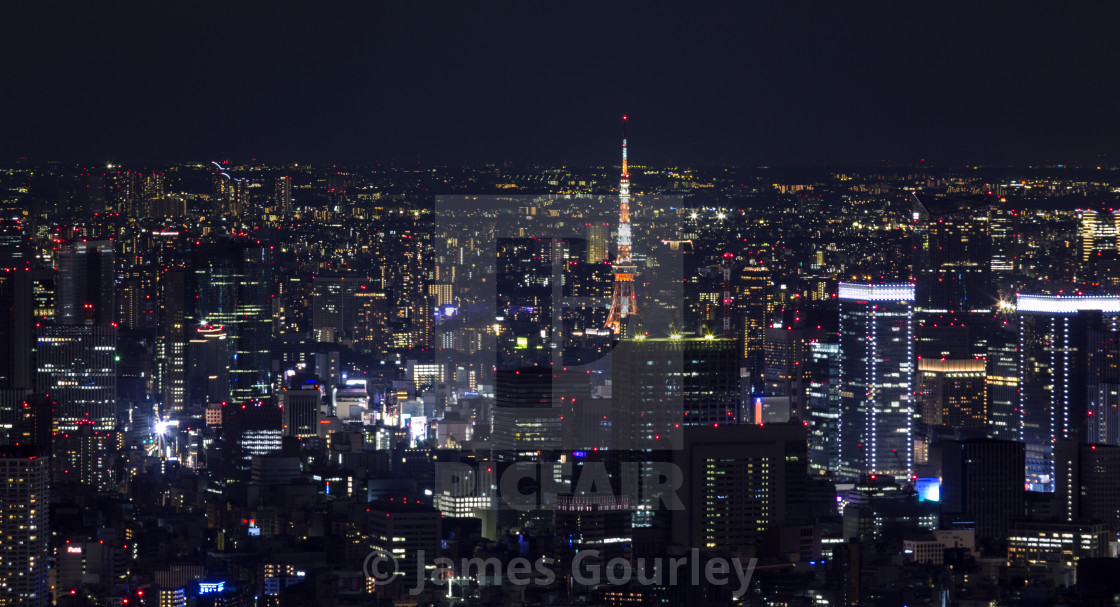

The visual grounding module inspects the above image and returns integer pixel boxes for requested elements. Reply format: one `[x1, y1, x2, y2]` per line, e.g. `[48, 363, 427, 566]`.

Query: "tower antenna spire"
[606, 115, 638, 335]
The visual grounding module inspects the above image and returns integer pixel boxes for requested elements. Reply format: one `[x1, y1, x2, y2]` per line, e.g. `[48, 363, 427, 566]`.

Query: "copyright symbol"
[363, 549, 400, 585]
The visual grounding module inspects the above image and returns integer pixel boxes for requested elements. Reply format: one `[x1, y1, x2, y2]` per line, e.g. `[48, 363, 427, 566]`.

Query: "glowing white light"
[837, 283, 915, 302]
[155, 422, 169, 435]
[1016, 294, 1120, 314]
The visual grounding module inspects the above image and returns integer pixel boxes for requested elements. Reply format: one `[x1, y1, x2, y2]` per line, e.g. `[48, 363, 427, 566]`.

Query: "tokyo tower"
[606, 115, 638, 335]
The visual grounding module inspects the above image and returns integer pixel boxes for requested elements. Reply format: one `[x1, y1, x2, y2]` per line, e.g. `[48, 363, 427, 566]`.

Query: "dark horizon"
[5, 3, 1120, 167]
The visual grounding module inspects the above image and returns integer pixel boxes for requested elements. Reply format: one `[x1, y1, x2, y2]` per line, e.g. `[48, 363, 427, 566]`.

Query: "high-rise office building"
[672, 423, 808, 557]
[0, 268, 34, 390]
[1016, 294, 1120, 490]
[941, 438, 1025, 540]
[554, 452, 632, 579]
[610, 336, 740, 452]
[0, 445, 48, 607]
[192, 239, 273, 402]
[807, 338, 841, 475]
[1054, 441, 1120, 529]
[560, 245, 613, 367]
[56, 240, 114, 325]
[989, 204, 1018, 274]
[490, 368, 560, 458]
[912, 198, 992, 313]
[1079, 206, 1118, 263]
[986, 319, 1020, 441]
[187, 323, 228, 405]
[367, 500, 441, 598]
[611, 336, 740, 533]
[496, 237, 554, 369]
[585, 222, 610, 264]
[763, 309, 834, 421]
[1087, 318, 1120, 446]
[735, 264, 772, 393]
[837, 282, 915, 478]
[273, 175, 292, 215]
[916, 358, 986, 431]
[312, 275, 357, 343]
[222, 399, 283, 463]
[35, 324, 117, 431]
[158, 269, 187, 414]
[52, 422, 116, 491]
[911, 194, 996, 440]
[282, 376, 322, 439]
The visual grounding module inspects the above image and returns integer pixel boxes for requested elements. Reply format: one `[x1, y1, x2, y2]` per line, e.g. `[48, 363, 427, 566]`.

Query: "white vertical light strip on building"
[868, 306, 878, 474]
[906, 308, 914, 475]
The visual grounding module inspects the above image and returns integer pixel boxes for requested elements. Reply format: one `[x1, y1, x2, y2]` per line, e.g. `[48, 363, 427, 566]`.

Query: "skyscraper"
[0, 268, 34, 390]
[52, 422, 116, 490]
[192, 239, 273, 402]
[0, 446, 48, 607]
[611, 336, 740, 533]
[222, 399, 283, 464]
[312, 275, 355, 344]
[282, 376, 322, 439]
[367, 500, 441, 599]
[940, 438, 1025, 540]
[837, 282, 915, 479]
[490, 368, 560, 459]
[1016, 294, 1120, 491]
[273, 175, 292, 215]
[1087, 317, 1120, 446]
[158, 269, 187, 414]
[187, 323, 228, 405]
[807, 338, 841, 475]
[916, 358, 986, 431]
[912, 196, 992, 313]
[735, 263, 772, 393]
[585, 222, 609, 264]
[672, 423, 808, 557]
[495, 237, 554, 370]
[610, 336, 740, 453]
[763, 309, 833, 421]
[35, 324, 117, 432]
[986, 319, 1020, 441]
[56, 240, 114, 325]
[1078, 205, 1118, 263]
[1054, 440, 1120, 529]
[989, 203, 1019, 274]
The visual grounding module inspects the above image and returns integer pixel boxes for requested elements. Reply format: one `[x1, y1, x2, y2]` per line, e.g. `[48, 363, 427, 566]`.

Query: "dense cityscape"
[8, 2, 1120, 605]
[2, 144, 1120, 606]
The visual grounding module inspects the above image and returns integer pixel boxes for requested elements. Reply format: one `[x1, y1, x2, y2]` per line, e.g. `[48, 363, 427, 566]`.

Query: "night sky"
[4, 3, 1120, 167]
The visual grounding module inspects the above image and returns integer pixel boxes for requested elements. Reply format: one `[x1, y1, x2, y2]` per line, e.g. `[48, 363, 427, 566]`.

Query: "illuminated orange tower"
[606, 116, 638, 335]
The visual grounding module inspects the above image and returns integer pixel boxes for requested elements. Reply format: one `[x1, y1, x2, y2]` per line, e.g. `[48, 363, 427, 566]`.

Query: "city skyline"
[7, 4, 1120, 605]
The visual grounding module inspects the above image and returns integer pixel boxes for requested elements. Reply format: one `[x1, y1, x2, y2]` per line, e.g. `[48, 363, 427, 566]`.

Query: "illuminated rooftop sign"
[1016, 294, 1120, 314]
[837, 283, 915, 302]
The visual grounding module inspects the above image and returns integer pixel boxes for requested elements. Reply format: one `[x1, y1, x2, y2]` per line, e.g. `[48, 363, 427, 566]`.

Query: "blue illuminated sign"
[916, 477, 940, 502]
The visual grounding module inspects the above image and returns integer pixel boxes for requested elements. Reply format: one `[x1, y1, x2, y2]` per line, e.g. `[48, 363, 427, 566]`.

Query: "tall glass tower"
[837, 283, 915, 479]
[192, 239, 273, 403]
